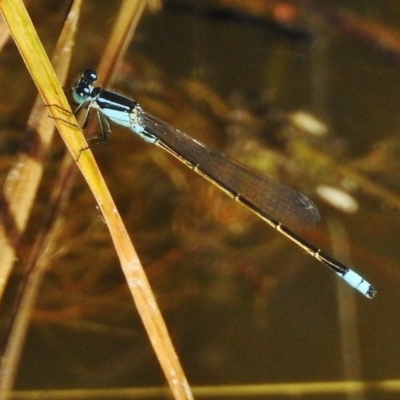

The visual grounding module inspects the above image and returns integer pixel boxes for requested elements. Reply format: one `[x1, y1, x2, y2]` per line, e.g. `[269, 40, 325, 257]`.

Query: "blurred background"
[1, 0, 400, 398]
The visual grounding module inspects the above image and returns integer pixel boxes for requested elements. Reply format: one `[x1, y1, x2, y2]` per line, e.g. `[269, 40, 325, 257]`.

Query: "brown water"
[1, 1, 400, 398]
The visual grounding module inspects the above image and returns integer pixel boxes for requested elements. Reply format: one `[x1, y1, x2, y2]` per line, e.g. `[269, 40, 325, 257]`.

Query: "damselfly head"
[72, 69, 97, 104]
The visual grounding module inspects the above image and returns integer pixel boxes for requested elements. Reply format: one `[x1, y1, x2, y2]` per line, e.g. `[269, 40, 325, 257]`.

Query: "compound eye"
[73, 85, 91, 104]
[83, 69, 97, 84]
[82, 87, 90, 96]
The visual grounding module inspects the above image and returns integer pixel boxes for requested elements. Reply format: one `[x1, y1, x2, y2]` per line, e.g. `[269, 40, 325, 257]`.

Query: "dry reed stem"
[0, 0, 192, 398]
